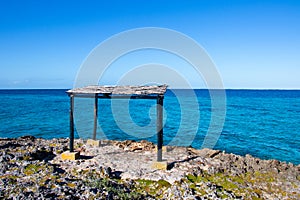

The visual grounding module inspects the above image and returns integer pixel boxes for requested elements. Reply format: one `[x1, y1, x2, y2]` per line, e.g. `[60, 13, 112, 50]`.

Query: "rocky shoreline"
[0, 136, 299, 199]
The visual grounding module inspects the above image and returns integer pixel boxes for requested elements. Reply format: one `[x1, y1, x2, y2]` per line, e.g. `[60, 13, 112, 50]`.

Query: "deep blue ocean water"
[0, 89, 299, 165]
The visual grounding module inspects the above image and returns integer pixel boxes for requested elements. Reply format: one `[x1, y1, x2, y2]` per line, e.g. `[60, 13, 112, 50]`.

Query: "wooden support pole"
[93, 94, 98, 140]
[69, 94, 74, 152]
[157, 95, 164, 162]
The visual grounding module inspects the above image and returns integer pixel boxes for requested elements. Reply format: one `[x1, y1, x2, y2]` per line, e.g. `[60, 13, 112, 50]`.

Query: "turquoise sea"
[0, 89, 299, 165]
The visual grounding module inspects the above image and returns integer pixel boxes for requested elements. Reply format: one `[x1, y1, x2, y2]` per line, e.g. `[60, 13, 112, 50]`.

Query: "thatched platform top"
[66, 85, 168, 96]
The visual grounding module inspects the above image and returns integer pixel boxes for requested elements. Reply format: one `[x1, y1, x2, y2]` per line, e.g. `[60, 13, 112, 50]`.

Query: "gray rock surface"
[0, 136, 299, 199]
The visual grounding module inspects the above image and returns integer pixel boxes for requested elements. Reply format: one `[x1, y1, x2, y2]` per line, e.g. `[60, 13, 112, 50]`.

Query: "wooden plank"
[66, 85, 168, 95]
[70, 94, 159, 99]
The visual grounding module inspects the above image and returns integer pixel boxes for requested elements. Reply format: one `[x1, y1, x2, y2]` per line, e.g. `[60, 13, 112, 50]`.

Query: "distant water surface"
[0, 89, 299, 164]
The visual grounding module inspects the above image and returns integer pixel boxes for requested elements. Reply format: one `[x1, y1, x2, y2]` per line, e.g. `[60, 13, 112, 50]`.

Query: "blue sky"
[0, 0, 299, 89]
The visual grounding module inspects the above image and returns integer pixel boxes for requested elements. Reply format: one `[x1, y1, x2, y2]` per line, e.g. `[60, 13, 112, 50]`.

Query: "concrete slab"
[61, 151, 80, 160]
[151, 161, 168, 170]
[86, 139, 100, 147]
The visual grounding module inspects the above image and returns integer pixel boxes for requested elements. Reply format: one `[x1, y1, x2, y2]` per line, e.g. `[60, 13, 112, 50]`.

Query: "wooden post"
[69, 94, 74, 152]
[93, 94, 98, 140]
[157, 95, 164, 162]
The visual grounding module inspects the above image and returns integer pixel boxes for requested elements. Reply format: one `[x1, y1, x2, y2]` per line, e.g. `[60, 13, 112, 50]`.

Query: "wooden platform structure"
[66, 85, 168, 161]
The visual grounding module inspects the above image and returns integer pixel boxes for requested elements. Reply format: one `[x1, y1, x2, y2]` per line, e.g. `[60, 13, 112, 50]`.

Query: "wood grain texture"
[67, 85, 168, 95]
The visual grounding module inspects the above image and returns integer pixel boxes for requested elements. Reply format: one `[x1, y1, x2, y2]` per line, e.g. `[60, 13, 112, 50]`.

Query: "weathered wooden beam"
[66, 85, 168, 96]
[157, 95, 164, 162]
[69, 94, 158, 99]
[69, 95, 74, 152]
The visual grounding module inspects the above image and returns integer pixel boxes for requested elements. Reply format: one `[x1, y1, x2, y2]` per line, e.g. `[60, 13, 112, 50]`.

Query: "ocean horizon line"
[0, 87, 300, 90]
